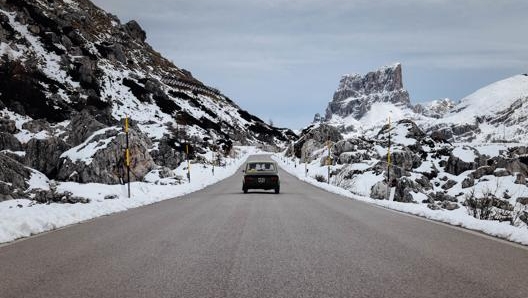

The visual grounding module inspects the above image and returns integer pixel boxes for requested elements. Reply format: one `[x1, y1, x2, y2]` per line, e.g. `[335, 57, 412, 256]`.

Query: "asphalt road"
[1, 154, 527, 298]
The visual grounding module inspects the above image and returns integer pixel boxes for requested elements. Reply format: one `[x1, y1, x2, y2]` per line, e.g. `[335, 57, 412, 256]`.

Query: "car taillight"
[245, 177, 253, 182]
[271, 177, 278, 182]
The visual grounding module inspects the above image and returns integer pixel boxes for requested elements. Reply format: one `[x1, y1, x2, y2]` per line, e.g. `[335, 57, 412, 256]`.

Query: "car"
[242, 161, 280, 194]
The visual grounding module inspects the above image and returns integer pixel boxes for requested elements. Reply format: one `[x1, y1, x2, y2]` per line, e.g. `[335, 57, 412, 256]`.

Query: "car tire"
[243, 188, 248, 194]
[274, 188, 280, 194]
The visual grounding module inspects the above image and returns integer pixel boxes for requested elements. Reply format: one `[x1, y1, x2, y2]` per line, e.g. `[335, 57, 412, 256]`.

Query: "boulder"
[393, 177, 418, 202]
[30, 189, 89, 204]
[21, 119, 51, 133]
[470, 166, 495, 179]
[391, 149, 422, 171]
[517, 197, 528, 205]
[25, 137, 70, 178]
[0, 132, 22, 151]
[428, 192, 457, 202]
[370, 181, 389, 200]
[0, 154, 31, 201]
[497, 159, 528, 177]
[441, 179, 457, 190]
[58, 129, 155, 184]
[445, 155, 477, 176]
[461, 177, 474, 188]
[415, 175, 433, 191]
[0, 118, 17, 133]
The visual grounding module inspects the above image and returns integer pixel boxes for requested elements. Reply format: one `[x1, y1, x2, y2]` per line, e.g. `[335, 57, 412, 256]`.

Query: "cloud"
[90, 0, 528, 128]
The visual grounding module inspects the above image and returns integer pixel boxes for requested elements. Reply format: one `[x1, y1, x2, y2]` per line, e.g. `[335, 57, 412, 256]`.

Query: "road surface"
[1, 154, 527, 298]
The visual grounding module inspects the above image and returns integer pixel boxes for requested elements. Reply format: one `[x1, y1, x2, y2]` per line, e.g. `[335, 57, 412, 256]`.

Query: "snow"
[273, 154, 528, 246]
[27, 170, 50, 191]
[458, 75, 528, 115]
[452, 146, 477, 163]
[0, 146, 261, 244]
[391, 123, 417, 146]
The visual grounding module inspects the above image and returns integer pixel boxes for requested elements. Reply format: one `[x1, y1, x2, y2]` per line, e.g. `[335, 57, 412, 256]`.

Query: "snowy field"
[0, 147, 262, 245]
[272, 155, 528, 246]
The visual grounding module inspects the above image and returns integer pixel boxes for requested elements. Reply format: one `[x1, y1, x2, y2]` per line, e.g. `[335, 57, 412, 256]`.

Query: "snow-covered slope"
[428, 74, 528, 143]
[448, 75, 528, 122]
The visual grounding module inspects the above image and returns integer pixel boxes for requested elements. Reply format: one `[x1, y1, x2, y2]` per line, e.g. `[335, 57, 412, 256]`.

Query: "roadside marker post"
[386, 116, 392, 200]
[186, 144, 191, 183]
[125, 116, 131, 198]
[327, 139, 331, 184]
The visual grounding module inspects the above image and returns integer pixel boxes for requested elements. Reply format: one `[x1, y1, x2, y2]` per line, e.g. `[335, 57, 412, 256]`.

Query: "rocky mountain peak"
[325, 63, 411, 120]
[413, 98, 457, 119]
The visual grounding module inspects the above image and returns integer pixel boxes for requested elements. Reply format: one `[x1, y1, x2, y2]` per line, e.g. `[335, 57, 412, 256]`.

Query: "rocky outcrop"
[293, 124, 342, 159]
[124, 20, 146, 43]
[0, 132, 22, 151]
[21, 119, 51, 133]
[25, 137, 71, 178]
[66, 111, 107, 146]
[58, 129, 155, 184]
[0, 118, 17, 134]
[0, 154, 31, 201]
[325, 63, 410, 120]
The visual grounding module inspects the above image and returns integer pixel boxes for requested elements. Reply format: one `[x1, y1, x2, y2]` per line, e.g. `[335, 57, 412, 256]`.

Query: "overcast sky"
[91, 0, 528, 129]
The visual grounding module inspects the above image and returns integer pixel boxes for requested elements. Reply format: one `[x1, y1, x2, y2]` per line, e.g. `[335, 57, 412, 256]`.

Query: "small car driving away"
[242, 161, 280, 194]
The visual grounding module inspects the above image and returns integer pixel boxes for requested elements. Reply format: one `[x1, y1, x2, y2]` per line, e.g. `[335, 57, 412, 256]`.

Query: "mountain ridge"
[0, 0, 295, 200]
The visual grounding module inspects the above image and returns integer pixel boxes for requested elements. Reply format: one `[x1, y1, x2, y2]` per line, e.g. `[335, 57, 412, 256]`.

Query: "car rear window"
[246, 162, 276, 172]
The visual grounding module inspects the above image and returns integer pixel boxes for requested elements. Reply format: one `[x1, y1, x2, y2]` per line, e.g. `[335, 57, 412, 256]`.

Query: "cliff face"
[325, 63, 411, 120]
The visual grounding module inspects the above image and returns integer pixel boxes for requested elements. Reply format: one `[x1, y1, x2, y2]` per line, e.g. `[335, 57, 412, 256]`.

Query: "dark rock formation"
[0, 132, 22, 151]
[0, 154, 31, 201]
[124, 20, 146, 42]
[25, 137, 71, 178]
[150, 135, 183, 170]
[0, 118, 17, 133]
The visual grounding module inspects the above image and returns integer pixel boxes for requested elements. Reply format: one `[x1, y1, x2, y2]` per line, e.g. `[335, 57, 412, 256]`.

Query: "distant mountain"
[413, 98, 456, 119]
[430, 74, 528, 142]
[0, 0, 296, 199]
[321, 63, 528, 143]
[325, 63, 411, 121]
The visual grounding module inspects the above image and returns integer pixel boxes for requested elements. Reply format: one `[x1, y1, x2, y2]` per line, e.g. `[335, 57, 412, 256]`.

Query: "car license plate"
[258, 178, 265, 183]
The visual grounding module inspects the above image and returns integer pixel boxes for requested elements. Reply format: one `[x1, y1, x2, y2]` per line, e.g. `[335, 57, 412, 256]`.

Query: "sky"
[91, 0, 528, 130]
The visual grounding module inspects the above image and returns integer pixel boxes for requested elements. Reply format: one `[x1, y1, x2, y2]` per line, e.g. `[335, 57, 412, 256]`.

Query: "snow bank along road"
[1, 155, 527, 298]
